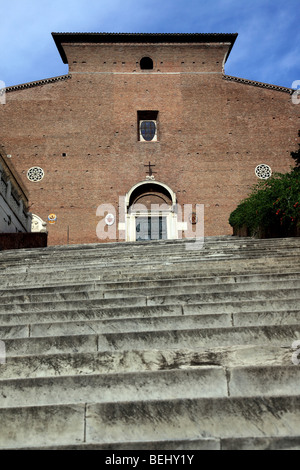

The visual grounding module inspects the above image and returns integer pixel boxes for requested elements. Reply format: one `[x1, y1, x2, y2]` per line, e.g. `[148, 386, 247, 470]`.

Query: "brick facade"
[0, 33, 299, 246]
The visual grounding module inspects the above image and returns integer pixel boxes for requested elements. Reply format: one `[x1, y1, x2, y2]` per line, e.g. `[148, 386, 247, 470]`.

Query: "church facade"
[0, 33, 299, 246]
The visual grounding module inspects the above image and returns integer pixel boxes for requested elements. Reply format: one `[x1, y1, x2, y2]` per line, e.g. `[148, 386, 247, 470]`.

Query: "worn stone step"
[0, 365, 298, 409]
[220, 436, 300, 450]
[0, 367, 228, 408]
[1, 271, 300, 298]
[1, 288, 299, 314]
[1, 243, 299, 268]
[1, 244, 299, 268]
[1, 248, 299, 271]
[23, 437, 221, 450]
[0, 238, 298, 263]
[2, 324, 299, 357]
[101, 279, 300, 299]
[183, 298, 300, 316]
[1, 279, 299, 305]
[1, 309, 300, 339]
[0, 298, 299, 327]
[0, 314, 231, 339]
[93, 324, 300, 352]
[1, 395, 299, 449]
[3, 334, 98, 357]
[84, 395, 300, 444]
[18, 435, 300, 450]
[0, 403, 85, 449]
[1, 260, 299, 288]
[228, 365, 300, 397]
[0, 345, 293, 381]
[0, 305, 181, 326]
[5, 248, 294, 270]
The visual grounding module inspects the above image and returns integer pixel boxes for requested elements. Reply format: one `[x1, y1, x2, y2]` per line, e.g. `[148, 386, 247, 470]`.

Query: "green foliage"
[229, 170, 300, 236]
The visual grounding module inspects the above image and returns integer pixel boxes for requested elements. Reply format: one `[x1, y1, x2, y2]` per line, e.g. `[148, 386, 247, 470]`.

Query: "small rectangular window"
[138, 111, 158, 142]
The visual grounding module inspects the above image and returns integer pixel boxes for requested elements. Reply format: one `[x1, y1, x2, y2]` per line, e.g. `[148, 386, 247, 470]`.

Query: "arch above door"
[124, 181, 178, 242]
[125, 180, 177, 209]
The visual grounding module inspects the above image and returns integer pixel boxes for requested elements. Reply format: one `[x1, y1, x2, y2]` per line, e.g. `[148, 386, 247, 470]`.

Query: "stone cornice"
[4, 74, 71, 93]
[52, 32, 238, 64]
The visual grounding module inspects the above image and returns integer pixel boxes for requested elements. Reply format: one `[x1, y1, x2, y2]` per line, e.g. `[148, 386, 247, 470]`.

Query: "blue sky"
[1, 0, 299, 89]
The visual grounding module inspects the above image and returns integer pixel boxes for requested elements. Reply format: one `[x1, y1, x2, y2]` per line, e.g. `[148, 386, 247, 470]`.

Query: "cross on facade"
[144, 162, 156, 177]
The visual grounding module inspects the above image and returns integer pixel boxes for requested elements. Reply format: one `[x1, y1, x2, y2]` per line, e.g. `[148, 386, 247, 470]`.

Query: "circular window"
[27, 167, 45, 182]
[255, 164, 272, 180]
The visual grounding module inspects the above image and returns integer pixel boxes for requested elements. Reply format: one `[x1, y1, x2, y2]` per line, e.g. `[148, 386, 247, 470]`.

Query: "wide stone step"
[1, 242, 299, 268]
[1, 288, 299, 314]
[1, 279, 299, 304]
[1, 242, 299, 266]
[0, 314, 231, 339]
[2, 324, 299, 357]
[0, 271, 300, 298]
[83, 395, 300, 444]
[1, 309, 300, 338]
[1, 395, 300, 449]
[93, 324, 300, 351]
[0, 367, 228, 408]
[4, 249, 290, 270]
[0, 305, 181, 326]
[103, 279, 300, 299]
[27, 437, 221, 450]
[0, 298, 299, 327]
[1, 259, 299, 288]
[0, 345, 293, 380]
[0, 237, 298, 264]
[0, 365, 298, 409]
[21, 435, 300, 450]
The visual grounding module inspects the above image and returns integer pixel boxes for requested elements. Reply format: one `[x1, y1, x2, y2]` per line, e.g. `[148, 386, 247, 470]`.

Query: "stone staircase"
[0, 235, 300, 450]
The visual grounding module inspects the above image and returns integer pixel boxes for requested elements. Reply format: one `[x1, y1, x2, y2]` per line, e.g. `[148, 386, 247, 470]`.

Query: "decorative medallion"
[27, 167, 45, 182]
[105, 213, 115, 226]
[189, 212, 198, 225]
[48, 214, 57, 225]
[255, 164, 272, 180]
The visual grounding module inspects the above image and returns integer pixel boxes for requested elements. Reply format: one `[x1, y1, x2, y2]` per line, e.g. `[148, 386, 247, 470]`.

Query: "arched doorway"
[125, 181, 178, 242]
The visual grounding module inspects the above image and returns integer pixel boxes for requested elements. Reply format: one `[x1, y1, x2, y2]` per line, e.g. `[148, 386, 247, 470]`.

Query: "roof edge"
[223, 74, 294, 93]
[5, 74, 71, 93]
[52, 32, 238, 64]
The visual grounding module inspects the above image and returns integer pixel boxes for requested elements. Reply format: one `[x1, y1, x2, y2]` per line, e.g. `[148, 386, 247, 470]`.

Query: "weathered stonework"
[0, 236, 299, 449]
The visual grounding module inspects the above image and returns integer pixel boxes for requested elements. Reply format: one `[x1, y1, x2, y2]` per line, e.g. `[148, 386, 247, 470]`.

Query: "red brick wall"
[0, 42, 299, 245]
